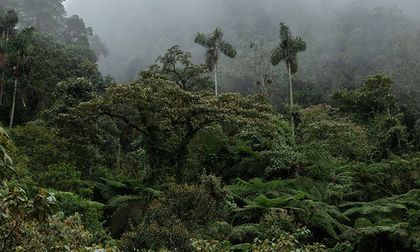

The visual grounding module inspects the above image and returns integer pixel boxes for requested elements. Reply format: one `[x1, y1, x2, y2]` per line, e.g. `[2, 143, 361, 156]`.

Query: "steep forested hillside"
[0, 0, 419, 251]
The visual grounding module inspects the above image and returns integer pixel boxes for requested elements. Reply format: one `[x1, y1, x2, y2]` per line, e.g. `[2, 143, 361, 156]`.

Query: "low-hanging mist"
[65, 0, 420, 85]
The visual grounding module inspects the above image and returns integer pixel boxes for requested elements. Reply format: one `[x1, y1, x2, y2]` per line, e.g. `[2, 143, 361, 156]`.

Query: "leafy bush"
[190, 234, 326, 252]
[15, 213, 94, 252]
[11, 124, 68, 168]
[55, 191, 107, 242]
[118, 175, 230, 251]
[0, 127, 15, 179]
[298, 104, 371, 162]
[40, 163, 82, 191]
[0, 183, 97, 251]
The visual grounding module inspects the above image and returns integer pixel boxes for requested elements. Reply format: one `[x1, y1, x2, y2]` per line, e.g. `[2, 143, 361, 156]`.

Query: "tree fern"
[228, 177, 326, 201]
[341, 189, 420, 224]
[230, 179, 349, 239]
[343, 202, 407, 220]
[339, 190, 419, 250]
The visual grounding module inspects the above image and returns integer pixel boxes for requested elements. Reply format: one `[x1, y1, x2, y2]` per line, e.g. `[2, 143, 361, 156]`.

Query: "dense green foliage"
[0, 1, 419, 251]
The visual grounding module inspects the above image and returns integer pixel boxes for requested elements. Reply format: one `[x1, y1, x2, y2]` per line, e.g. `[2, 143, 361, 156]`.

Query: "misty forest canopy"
[0, 0, 419, 251]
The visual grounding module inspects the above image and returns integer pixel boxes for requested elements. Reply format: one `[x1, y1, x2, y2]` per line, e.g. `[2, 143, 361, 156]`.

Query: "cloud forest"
[0, 0, 419, 251]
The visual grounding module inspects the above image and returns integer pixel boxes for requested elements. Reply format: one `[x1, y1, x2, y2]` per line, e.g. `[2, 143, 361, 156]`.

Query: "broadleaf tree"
[141, 45, 211, 91]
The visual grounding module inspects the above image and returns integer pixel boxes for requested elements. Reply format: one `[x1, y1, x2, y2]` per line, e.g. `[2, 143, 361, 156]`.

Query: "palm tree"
[9, 27, 33, 128]
[271, 23, 306, 142]
[194, 28, 236, 96]
[0, 9, 19, 105]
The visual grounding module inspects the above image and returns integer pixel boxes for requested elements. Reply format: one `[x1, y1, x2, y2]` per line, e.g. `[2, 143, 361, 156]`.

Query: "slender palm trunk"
[288, 62, 295, 144]
[9, 78, 17, 129]
[261, 76, 266, 96]
[214, 63, 218, 96]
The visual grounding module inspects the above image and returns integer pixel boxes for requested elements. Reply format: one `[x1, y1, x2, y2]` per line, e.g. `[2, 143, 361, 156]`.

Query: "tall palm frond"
[271, 23, 306, 74]
[194, 27, 236, 95]
[12, 27, 34, 56]
[0, 9, 19, 39]
[220, 41, 237, 58]
[4, 9, 18, 29]
[194, 32, 211, 48]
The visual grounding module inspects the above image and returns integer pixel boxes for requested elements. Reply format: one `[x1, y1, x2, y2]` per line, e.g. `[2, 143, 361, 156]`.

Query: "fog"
[65, 0, 420, 84]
